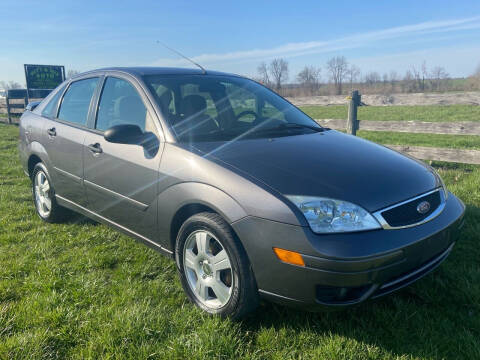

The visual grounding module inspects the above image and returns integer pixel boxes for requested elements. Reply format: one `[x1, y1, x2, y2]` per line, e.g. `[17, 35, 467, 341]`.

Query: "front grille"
[381, 190, 442, 227]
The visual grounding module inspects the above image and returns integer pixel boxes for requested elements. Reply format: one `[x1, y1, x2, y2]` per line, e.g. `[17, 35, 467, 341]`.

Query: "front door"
[83, 76, 163, 239]
[43, 77, 100, 206]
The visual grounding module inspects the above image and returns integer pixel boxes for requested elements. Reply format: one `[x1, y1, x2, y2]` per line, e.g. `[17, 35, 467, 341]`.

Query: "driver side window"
[96, 77, 147, 132]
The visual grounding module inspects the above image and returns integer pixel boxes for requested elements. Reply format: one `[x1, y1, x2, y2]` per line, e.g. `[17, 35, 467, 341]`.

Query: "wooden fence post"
[5, 94, 11, 124]
[347, 90, 360, 135]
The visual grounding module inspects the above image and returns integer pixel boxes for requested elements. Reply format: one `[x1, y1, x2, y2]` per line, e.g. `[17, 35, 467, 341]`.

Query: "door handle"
[47, 127, 56, 136]
[87, 143, 103, 154]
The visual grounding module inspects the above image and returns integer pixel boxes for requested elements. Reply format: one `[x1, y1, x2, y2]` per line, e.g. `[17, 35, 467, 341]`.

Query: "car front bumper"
[231, 192, 465, 308]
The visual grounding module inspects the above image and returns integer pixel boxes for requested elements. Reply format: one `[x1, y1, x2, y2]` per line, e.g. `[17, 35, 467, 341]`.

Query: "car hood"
[192, 130, 439, 212]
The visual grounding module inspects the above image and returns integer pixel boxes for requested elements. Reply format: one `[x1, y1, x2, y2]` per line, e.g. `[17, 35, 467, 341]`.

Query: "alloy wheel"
[183, 230, 234, 309]
[34, 171, 52, 218]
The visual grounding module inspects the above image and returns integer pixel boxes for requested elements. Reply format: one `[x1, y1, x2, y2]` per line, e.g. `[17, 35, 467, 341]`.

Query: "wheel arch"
[156, 182, 248, 253]
[26, 141, 52, 178]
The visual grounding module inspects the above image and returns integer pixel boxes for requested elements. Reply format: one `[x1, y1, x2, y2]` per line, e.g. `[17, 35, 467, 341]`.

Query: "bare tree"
[364, 71, 381, 85]
[382, 73, 389, 90]
[403, 69, 415, 92]
[346, 65, 360, 88]
[326, 56, 348, 95]
[410, 65, 421, 92]
[408, 61, 429, 92]
[467, 63, 480, 90]
[67, 69, 80, 79]
[0, 80, 22, 90]
[475, 63, 480, 88]
[389, 70, 398, 91]
[430, 66, 449, 91]
[257, 62, 270, 87]
[297, 66, 321, 93]
[421, 61, 428, 91]
[269, 58, 289, 90]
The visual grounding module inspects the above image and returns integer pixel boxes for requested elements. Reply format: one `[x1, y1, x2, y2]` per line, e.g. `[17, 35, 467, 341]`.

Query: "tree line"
[255, 57, 480, 97]
[2, 63, 480, 98]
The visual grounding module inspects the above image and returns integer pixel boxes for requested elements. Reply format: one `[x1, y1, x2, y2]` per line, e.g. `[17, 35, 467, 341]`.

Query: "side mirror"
[26, 101, 41, 111]
[104, 124, 144, 145]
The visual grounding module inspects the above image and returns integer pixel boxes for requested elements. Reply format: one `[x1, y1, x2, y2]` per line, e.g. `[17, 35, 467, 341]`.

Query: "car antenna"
[156, 41, 206, 74]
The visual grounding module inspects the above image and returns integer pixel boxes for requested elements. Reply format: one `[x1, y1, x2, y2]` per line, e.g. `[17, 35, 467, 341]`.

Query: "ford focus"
[19, 67, 465, 318]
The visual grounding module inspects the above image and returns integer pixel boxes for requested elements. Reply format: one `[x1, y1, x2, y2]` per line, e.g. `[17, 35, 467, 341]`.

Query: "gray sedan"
[19, 67, 465, 318]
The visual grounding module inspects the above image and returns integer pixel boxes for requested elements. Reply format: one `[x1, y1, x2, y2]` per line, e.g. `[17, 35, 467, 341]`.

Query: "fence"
[1, 89, 479, 165]
[315, 90, 480, 165]
[0, 89, 50, 124]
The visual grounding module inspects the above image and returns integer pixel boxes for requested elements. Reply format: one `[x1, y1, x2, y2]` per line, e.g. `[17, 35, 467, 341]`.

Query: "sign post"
[24, 64, 65, 101]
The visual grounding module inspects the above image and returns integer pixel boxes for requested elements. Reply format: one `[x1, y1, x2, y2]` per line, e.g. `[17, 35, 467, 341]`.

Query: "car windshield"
[143, 74, 324, 142]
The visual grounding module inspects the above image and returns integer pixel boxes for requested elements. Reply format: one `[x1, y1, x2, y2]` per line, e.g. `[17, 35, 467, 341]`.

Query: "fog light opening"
[316, 285, 371, 304]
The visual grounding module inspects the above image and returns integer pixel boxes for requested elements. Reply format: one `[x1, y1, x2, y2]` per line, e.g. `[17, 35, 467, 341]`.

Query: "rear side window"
[58, 78, 99, 126]
[96, 77, 147, 132]
[41, 84, 66, 118]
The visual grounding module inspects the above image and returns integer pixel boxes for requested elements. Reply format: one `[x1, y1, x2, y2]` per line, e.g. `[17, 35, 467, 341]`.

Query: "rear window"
[41, 84, 67, 118]
[58, 78, 99, 126]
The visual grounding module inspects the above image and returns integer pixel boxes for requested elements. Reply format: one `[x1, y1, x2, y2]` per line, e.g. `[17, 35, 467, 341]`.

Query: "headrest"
[182, 95, 207, 117]
[158, 91, 172, 113]
[114, 95, 146, 123]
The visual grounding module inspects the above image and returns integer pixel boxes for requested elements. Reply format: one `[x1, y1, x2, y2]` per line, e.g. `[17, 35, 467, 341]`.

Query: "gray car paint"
[192, 131, 440, 212]
[19, 67, 465, 308]
[42, 115, 88, 206]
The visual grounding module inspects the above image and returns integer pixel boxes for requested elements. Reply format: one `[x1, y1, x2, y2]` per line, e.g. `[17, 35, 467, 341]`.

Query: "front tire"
[175, 212, 259, 319]
[32, 163, 72, 223]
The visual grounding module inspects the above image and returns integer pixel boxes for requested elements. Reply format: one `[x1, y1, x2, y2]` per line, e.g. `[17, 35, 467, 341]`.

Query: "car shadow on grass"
[240, 205, 480, 360]
[63, 213, 99, 226]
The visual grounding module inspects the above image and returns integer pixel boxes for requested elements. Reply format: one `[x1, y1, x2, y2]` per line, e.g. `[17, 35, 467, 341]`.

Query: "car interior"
[146, 75, 320, 142]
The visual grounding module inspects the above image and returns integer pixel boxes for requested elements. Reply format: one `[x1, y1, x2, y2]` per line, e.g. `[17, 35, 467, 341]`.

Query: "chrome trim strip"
[84, 179, 149, 211]
[56, 195, 172, 254]
[258, 289, 305, 303]
[54, 166, 82, 183]
[373, 188, 445, 230]
[379, 242, 454, 290]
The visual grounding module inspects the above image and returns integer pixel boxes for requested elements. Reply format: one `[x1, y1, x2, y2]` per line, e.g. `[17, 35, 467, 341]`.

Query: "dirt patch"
[289, 91, 480, 107]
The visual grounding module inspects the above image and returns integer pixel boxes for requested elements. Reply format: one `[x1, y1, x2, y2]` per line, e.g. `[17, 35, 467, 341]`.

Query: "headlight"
[436, 172, 449, 200]
[286, 196, 381, 234]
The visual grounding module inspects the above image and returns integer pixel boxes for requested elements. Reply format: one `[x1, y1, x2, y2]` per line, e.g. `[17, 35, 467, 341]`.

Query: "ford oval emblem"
[417, 201, 431, 214]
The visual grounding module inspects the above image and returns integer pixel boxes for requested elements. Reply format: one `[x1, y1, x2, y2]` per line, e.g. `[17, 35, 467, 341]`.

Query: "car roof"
[78, 67, 241, 78]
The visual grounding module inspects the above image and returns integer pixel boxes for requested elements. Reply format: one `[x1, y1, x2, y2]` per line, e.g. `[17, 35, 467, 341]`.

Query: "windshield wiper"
[252, 123, 327, 134]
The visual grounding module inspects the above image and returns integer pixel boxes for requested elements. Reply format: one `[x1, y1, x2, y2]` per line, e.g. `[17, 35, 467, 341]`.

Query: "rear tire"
[31, 163, 73, 223]
[175, 212, 259, 319]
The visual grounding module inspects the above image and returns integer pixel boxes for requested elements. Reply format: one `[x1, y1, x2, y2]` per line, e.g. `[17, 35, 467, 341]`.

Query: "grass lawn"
[301, 104, 480, 122]
[0, 124, 479, 359]
[357, 131, 480, 150]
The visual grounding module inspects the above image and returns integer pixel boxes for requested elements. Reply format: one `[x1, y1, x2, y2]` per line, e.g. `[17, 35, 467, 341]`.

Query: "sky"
[1, 0, 480, 85]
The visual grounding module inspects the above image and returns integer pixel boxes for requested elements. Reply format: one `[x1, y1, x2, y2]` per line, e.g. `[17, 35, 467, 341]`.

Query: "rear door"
[83, 75, 163, 239]
[43, 77, 100, 206]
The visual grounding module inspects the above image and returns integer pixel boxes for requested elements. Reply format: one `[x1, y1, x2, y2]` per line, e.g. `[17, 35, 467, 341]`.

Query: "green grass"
[301, 104, 480, 122]
[357, 131, 480, 150]
[1, 124, 479, 359]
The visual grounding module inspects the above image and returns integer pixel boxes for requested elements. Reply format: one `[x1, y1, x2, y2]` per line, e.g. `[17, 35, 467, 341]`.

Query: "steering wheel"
[236, 110, 259, 124]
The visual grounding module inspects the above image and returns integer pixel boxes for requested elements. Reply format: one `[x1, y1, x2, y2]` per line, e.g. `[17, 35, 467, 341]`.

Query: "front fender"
[156, 182, 248, 250]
